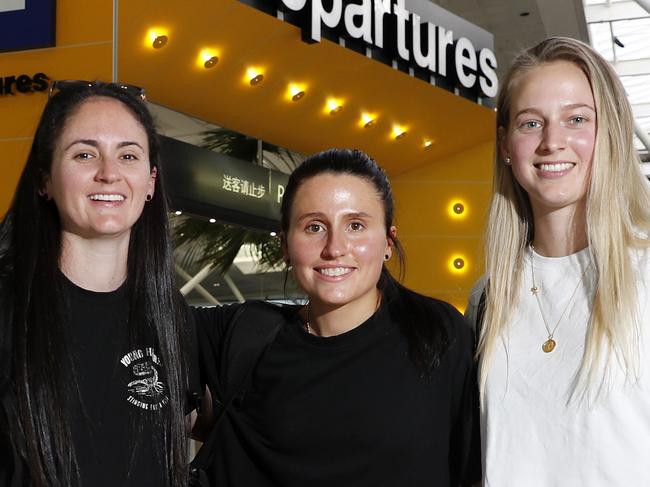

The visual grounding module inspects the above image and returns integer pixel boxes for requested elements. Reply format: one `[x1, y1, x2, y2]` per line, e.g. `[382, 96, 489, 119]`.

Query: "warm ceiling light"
[423, 139, 434, 148]
[152, 34, 168, 49]
[326, 98, 343, 115]
[448, 199, 468, 219]
[361, 113, 376, 128]
[199, 49, 220, 69]
[392, 125, 408, 140]
[448, 255, 468, 273]
[288, 83, 306, 102]
[146, 29, 169, 49]
[203, 55, 219, 69]
[246, 67, 264, 86]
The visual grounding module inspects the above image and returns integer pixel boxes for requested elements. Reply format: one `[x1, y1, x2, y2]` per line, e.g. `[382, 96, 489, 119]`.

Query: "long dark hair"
[280, 148, 451, 376]
[0, 82, 188, 486]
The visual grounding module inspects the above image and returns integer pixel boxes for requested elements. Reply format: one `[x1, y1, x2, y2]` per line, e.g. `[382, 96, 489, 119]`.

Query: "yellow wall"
[392, 140, 494, 312]
[0, 0, 113, 216]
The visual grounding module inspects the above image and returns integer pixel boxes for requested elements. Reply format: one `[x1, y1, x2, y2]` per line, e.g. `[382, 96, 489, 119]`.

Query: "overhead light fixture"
[392, 125, 408, 140]
[209, 218, 216, 223]
[423, 139, 434, 149]
[361, 113, 376, 128]
[288, 83, 306, 102]
[448, 200, 468, 219]
[448, 255, 468, 273]
[197, 49, 220, 69]
[326, 98, 343, 115]
[204, 56, 219, 68]
[146, 29, 169, 49]
[270, 231, 277, 237]
[246, 67, 264, 86]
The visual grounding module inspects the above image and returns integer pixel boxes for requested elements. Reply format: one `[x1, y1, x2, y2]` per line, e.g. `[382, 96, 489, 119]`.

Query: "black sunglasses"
[48, 80, 147, 101]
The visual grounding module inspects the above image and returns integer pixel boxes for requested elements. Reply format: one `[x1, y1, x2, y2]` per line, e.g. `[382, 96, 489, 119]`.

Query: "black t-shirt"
[193, 298, 480, 487]
[63, 276, 168, 487]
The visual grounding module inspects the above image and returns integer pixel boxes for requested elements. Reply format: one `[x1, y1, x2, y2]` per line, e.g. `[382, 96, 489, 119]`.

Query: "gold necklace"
[529, 244, 591, 353]
[303, 293, 382, 336]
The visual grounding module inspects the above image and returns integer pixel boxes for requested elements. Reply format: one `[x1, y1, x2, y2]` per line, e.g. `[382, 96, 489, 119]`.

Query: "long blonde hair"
[479, 37, 650, 401]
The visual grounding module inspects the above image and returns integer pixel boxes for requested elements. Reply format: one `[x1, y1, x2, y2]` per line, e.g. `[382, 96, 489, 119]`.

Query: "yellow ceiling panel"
[117, 0, 495, 175]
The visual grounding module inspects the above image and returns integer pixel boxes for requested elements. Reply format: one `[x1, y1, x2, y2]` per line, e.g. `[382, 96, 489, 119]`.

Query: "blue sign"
[0, 0, 56, 52]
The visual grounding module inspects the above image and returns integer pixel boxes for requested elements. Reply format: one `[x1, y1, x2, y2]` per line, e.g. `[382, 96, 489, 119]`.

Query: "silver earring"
[504, 157, 511, 165]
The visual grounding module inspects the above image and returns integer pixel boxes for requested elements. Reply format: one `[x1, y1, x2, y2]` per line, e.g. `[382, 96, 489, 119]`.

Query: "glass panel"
[612, 18, 650, 62]
[589, 22, 615, 61]
[634, 116, 650, 152]
[621, 75, 650, 105]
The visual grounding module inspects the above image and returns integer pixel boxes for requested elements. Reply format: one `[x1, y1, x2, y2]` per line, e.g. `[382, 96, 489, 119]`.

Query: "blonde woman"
[466, 37, 650, 486]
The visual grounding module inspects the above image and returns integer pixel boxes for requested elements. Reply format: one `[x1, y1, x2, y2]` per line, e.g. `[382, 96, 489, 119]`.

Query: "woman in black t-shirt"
[192, 149, 480, 486]
[0, 81, 189, 486]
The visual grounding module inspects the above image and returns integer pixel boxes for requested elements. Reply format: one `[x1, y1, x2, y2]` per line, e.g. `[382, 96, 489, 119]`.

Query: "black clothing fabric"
[193, 298, 480, 487]
[0, 275, 171, 487]
[63, 276, 168, 487]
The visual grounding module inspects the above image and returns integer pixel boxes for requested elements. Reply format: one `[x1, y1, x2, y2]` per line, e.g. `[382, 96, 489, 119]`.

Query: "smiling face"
[284, 173, 394, 312]
[502, 60, 597, 217]
[45, 96, 156, 241]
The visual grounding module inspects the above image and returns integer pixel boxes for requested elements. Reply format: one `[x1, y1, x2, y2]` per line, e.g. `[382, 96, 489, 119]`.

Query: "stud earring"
[384, 254, 390, 261]
[146, 194, 153, 201]
[504, 157, 511, 165]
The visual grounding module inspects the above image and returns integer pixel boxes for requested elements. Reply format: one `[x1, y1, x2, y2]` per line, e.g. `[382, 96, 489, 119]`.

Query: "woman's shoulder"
[190, 300, 296, 339]
[393, 289, 470, 338]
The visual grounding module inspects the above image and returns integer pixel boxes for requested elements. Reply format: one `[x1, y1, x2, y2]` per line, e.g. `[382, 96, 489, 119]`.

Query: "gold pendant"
[542, 338, 556, 353]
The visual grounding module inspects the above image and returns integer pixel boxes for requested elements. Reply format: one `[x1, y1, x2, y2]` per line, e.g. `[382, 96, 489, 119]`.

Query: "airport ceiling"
[437, 0, 589, 76]
[118, 0, 588, 175]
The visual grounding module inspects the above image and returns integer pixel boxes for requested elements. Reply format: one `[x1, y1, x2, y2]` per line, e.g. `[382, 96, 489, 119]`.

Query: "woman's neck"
[531, 204, 588, 257]
[306, 288, 381, 337]
[59, 230, 131, 292]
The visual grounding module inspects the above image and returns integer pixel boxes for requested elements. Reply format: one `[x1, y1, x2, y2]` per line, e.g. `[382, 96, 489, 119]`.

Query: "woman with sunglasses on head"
[0, 81, 190, 486]
[466, 37, 650, 486]
[192, 148, 480, 487]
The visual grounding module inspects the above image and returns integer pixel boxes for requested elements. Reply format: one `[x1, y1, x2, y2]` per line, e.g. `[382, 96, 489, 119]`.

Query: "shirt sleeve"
[190, 304, 244, 403]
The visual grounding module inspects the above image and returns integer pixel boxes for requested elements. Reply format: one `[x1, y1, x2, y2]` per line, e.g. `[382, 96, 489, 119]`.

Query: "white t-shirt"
[467, 247, 650, 486]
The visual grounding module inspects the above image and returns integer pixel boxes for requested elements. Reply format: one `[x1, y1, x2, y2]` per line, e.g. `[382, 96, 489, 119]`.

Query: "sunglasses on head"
[48, 80, 147, 101]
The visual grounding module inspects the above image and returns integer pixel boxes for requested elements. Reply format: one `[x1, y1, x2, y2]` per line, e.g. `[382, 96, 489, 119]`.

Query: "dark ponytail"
[280, 148, 450, 376]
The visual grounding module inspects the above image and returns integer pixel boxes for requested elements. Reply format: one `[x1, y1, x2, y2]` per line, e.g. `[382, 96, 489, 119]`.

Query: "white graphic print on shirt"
[120, 347, 169, 411]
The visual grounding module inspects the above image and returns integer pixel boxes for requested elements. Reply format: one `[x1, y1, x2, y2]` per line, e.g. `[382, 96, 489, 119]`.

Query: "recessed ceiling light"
[204, 56, 219, 68]
[361, 113, 377, 128]
[288, 84, 306, 102]
[152, 35, 168, 49]
[392, 125, 408, 140]
[247, 67, 265, 86]
[326, 98, 344, 115]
